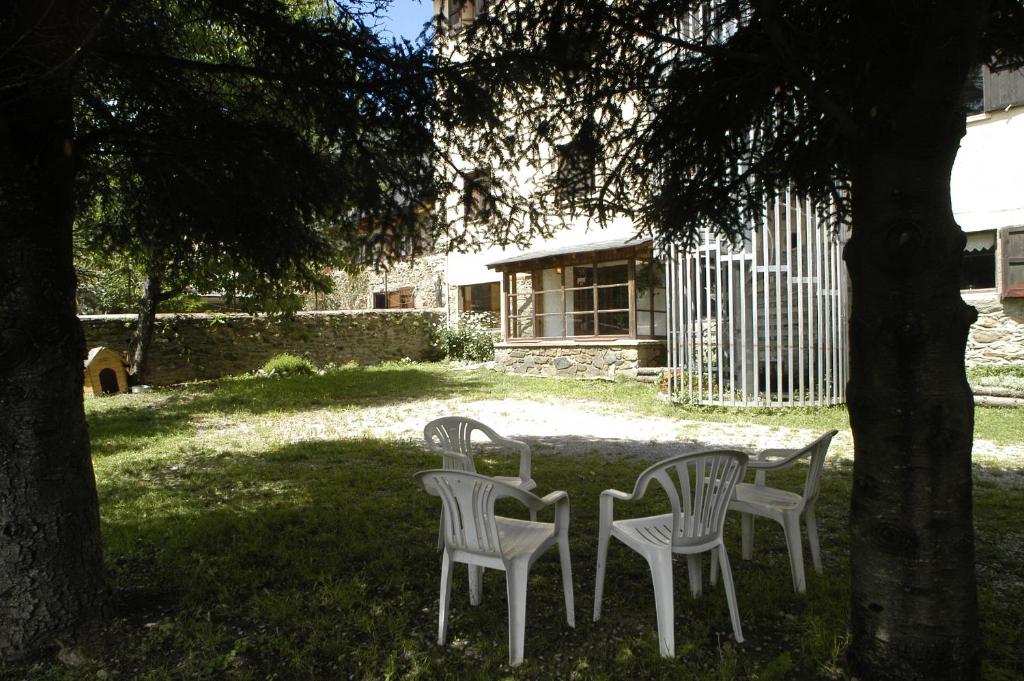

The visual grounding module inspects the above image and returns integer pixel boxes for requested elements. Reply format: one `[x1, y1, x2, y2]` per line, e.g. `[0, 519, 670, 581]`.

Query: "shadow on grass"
[19, 430, 1021, 680]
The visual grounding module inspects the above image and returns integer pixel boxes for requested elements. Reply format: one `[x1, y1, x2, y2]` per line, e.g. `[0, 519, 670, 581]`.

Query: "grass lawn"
[4, 363, 1021, 680]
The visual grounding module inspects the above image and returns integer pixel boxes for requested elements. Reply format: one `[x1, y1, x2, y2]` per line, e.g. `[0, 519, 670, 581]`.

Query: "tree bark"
[845, 4, 986, 679]
[0, 2, 105, 660]
[130, 271, 163, 385]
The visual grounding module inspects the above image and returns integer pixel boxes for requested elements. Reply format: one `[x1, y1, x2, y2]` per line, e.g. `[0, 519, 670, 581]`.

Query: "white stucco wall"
[951, 108, 1024, 233]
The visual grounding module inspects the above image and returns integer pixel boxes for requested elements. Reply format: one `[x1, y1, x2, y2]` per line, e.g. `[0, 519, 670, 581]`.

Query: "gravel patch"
[197, 395, 1023, 486]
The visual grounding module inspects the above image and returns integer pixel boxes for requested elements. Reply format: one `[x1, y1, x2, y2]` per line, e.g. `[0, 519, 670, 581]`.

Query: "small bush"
[260, 353, 316, 376]
[433, 313, 496, 362]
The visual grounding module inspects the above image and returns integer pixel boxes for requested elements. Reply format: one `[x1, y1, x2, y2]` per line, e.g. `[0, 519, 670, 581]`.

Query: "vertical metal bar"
[666, 247, 675, 399]
[821, 212, 832, 403]
[682, 245, 692, 403]
[773, 196, 783, 407]
[761, 200, 771, 407]
[751, 214, 760, 405]
[796, 195, 805, 406]
[715, 235, 724, 404]
[815, 206, 825, 404]
[704, 232, 714, 400]
[727, 244, 736, 406]
[739, 241, 748, 405]
[785, 189, 795, 406]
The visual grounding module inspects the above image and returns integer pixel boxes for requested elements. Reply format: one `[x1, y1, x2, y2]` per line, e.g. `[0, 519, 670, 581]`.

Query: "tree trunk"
[130, 272, 163, 385]
[845, 5, 986, 678]
[0, 3, 105, 660]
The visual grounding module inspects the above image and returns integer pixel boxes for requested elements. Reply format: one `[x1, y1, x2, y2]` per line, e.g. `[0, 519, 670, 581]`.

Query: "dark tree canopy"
[0, 0, 446, 660]
[437, 0, 1023, 247]
[434, 1, 1024, 680]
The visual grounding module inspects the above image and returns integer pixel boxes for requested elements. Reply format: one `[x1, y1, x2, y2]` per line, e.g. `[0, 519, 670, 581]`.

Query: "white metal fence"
[666, 192, 849, 406]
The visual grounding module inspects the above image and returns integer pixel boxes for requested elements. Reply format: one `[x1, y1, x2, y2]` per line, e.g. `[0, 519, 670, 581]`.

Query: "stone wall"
[494, 341, 666, 379]
[308, 254, 448, 310]
[80, 310, 442, 385]
[965, 292, 1024, 366]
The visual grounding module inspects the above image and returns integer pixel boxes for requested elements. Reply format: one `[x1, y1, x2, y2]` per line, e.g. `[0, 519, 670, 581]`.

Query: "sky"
[378, 1, 433, 42]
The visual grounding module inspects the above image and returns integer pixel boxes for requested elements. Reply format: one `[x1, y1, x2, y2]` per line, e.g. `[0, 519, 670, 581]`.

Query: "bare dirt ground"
[200, 395, 1024, 485]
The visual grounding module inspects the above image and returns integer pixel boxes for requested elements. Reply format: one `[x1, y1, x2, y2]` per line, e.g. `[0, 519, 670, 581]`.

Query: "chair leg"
[593, 522, 611, 621]
[782, 513, 806, 593]
[505, 560, 530, 667]
[716, 545, 744, 643]
[741, 512, 754, 560]
[686, 555, 703, 598]
[646, 551, 675, 658]
[438, 551, 454, 645]
[558, 530, 575, 628]
[804, 506, 823, 573]
[437, 516, 445, 551]
[468, 565, 484, 606]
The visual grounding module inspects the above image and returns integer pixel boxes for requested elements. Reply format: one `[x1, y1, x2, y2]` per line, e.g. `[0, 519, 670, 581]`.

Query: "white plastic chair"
[423, 416, 535, 492]
[593, 450, 748, 657]
[727, 430, 838, 593]
[415, 470, 574, 667]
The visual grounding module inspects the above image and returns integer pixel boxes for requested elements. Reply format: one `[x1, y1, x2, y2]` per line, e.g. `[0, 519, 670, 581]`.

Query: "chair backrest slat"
[417, 470, 532, 557]
[634, 450, 748, 547]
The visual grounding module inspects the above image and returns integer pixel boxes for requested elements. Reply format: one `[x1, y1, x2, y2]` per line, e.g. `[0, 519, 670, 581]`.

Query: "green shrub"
[967, 364, 1024, 380]
[433, 313, 496, 361]
[260, 353, 316, 376]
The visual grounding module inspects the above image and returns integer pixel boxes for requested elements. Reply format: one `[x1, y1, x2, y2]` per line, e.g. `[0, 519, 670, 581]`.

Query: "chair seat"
[497, 517, 555, 560]
[733, 482, 803, 512]
[611, 514, 720, 551]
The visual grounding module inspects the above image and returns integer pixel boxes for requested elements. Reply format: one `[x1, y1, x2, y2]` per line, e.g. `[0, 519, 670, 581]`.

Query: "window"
[446, 0, 486, 31]
[1002, 226, 1024, 298]
[502, 252, 667, 341]
[960, 231, 996, 290]
[463, 168, 494, 221]
[460, 282, 500, 313]
[373, 287, 415, 309]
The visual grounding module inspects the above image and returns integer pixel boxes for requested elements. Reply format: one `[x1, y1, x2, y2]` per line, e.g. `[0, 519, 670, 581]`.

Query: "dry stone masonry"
[494, 341, 665, 380]
[965, 293, 1024, 366]
[80, 310, 441, 385]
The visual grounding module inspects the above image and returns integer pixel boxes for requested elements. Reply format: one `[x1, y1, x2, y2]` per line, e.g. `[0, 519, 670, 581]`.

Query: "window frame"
[497, 249, 667, 343]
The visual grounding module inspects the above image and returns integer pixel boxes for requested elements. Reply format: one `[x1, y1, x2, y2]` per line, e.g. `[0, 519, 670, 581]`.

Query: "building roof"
[486, 236, 653, 270]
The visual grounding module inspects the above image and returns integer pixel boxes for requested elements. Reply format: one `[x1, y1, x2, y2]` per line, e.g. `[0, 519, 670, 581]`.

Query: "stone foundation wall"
[495, 341, 666, 379]
[80, 310, 441, 385]
[965, 292, 1024, 366]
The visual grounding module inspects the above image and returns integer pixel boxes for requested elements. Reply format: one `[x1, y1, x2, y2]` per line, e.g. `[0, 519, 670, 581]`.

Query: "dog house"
[84, 347, 128, 395]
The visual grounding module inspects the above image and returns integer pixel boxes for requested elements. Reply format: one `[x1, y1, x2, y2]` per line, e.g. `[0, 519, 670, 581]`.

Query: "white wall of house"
[952, 108, 1024, 233]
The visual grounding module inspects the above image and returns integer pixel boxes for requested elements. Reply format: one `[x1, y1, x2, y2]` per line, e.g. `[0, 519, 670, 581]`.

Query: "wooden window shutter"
[1001, 226, 1024, 298]
[983, 66, 1024, 112]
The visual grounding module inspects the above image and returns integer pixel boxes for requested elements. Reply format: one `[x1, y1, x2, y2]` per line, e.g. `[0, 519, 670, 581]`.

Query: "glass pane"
[510, 316, 534, 338]
[573, 287, 595, 312]
[572, 313, 595, 336]
[567, 265, 594, 288]
[598, 311, 630, 335]
[512, 294, 534, 317]
[653, 311, 667, 337]
[598, 284, 629, 310]
[596, 260, 629, 285]
[536, 313, 564, 338]
[637, 310, 652, 337]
